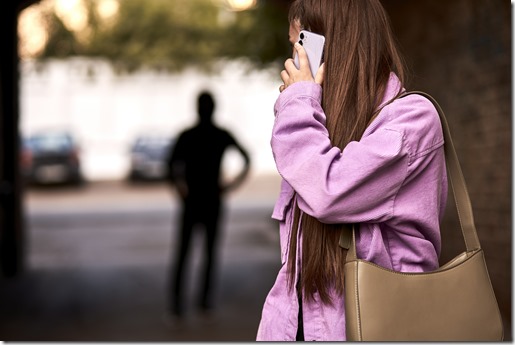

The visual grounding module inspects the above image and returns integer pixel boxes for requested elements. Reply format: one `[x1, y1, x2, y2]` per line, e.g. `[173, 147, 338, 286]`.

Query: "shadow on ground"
[0, 178, 282, 341]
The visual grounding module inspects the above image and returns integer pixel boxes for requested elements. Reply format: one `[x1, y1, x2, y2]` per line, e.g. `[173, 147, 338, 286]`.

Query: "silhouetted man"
[166, 91, 251, 318]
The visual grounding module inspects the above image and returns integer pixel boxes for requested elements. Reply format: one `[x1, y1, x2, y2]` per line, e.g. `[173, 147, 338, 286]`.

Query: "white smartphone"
[293, 30, 325, 78]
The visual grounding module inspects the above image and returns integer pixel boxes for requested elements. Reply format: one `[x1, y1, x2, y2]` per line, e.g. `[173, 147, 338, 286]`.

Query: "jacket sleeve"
[271, 82, 409, 224]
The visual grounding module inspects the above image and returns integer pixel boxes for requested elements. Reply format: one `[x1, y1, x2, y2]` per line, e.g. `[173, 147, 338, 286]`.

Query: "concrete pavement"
[0, 174, 283, 341]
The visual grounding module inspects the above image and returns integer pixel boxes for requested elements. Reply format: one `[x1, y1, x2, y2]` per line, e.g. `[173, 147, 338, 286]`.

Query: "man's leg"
[170, 206, 195, 317]
[199, 201, 221, 311]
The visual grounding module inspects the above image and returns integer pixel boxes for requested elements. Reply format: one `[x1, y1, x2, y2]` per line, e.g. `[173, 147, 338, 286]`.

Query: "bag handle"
[339, 91, 481, 258]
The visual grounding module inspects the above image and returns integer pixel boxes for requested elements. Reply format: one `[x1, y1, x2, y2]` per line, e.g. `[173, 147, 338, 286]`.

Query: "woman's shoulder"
[379, 92, 445, 159]
[386, 92, 440, 123]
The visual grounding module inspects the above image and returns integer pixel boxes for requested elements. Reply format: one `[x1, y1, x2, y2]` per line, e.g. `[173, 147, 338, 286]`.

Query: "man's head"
[198, 91, 215, 123]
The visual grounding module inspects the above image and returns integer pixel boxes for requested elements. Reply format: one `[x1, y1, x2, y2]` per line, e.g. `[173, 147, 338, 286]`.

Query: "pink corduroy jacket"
[256, 74, 448, 341]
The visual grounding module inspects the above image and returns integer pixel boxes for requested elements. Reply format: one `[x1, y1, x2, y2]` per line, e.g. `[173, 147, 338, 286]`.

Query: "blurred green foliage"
[37, 0, 291, 73]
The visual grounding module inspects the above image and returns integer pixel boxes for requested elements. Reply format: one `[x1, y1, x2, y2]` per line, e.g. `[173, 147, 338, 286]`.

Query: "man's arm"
[222, 140, 251, 193]
[167, 135, 189, 200]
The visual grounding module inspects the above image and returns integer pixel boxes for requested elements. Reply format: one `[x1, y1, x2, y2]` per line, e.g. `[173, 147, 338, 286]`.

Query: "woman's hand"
[279, 42, 325, 93]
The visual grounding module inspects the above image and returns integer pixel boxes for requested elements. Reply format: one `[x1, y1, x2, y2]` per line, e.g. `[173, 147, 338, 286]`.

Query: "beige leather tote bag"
[339, 92, 504, 341]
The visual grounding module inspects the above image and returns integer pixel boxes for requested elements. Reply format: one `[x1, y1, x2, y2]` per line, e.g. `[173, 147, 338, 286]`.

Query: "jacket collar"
[378, 72, 405, 110]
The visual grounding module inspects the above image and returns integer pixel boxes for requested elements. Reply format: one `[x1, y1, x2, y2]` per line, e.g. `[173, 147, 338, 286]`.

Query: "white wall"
[20, 58, 280, 181]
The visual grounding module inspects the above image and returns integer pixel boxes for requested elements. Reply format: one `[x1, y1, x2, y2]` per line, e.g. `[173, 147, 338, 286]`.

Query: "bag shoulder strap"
[340, 91, 481, 258]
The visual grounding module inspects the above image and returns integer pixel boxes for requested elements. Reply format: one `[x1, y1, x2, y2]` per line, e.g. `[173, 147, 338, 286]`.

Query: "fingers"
[280, 69, 290, 83]
[284, 58, 296, 75]
[288, 42, 314, 81]
[294, 42, 309, 70]
[280, 68, 289, 80]
[279, 62, 294, 92]
[279, 42, 317, 92]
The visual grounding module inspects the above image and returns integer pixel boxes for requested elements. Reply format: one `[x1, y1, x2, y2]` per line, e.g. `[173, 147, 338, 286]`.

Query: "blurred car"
[22, 131, 83, 185]
[128, 135, 174, 181]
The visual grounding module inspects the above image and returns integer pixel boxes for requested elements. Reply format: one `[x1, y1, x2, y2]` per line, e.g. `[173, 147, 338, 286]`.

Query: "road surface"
[0, 174, 283, 341]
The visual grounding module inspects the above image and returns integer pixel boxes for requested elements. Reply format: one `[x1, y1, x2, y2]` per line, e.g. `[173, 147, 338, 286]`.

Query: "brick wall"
[383, 0, 511, 339]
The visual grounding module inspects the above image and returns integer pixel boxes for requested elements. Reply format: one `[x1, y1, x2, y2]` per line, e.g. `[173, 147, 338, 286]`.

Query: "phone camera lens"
[298, 40, 303, 46]
[300, 32, 305, 39]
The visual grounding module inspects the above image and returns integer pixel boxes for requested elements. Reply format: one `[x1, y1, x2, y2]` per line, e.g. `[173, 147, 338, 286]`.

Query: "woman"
[257, 0, 448, 341]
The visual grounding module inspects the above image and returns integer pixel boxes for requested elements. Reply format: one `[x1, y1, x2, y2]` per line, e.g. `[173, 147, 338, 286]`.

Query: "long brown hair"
[286, 0, 407, 304]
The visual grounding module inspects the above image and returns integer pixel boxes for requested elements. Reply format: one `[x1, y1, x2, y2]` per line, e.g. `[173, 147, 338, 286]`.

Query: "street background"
[0, 0, 510, 341]
[0, 174, 282, 341]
